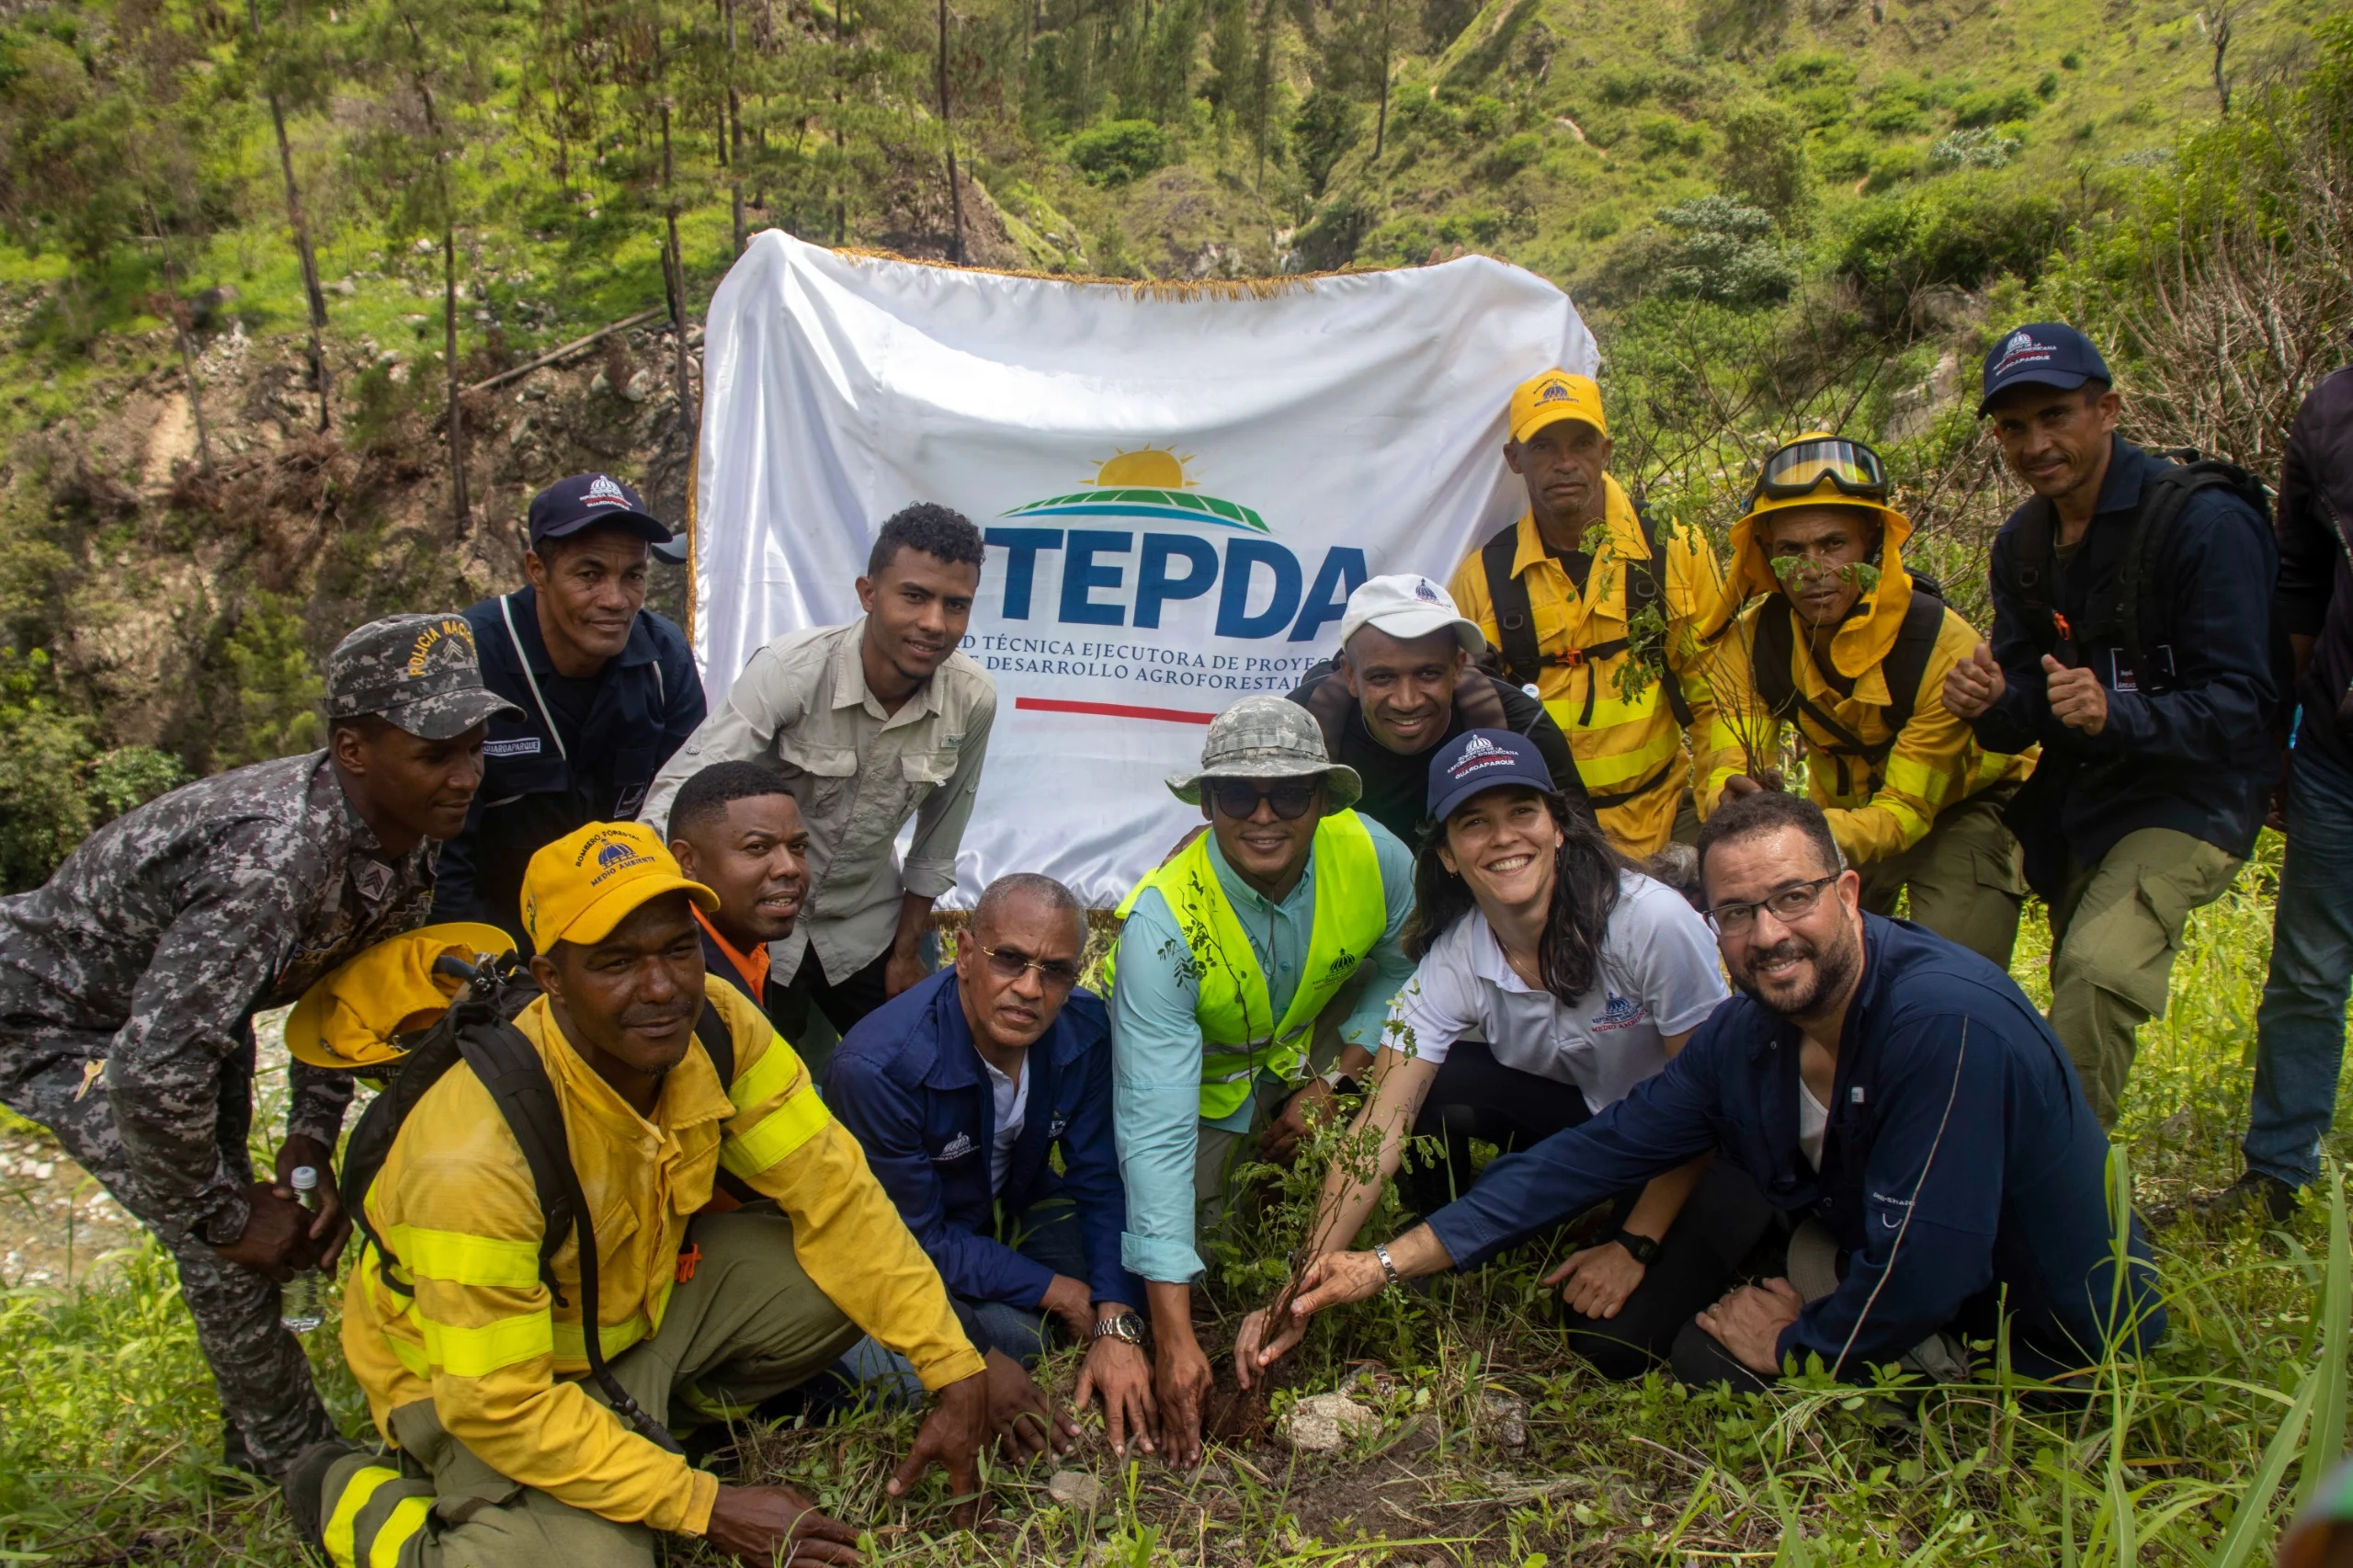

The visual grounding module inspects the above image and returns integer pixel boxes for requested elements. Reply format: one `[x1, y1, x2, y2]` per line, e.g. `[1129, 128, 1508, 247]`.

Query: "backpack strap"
[1631, 502, 1694, 730]
[1481, 525, 1545, 688]
[455, 1020, 684, 1455]
[1748, 583, 1949, 798]
[694, 1000, 734, 1089]
[1483, 511, 1688, 730]
[2120, 460, 2269, 685]
[2006, 499, 2072, 663]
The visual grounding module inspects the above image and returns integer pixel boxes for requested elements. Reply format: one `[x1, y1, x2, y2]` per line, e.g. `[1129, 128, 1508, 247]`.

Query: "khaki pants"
[318, 1209, 864, 1568]
[2048, 827, 2244, 1128]
[1189, 982, 1355, 1250]
[1857, 791, 2029, 970]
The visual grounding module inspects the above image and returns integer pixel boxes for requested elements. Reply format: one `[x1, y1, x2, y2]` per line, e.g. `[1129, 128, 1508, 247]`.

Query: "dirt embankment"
[14, 308, 703, 763]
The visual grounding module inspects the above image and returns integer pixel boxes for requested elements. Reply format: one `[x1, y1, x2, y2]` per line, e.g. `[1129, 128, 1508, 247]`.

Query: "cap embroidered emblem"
[1538, 381, 1570, 403]
[1414, 578, 1440, 603]
[1458, 733, 1503, 758]
[597, 840, 635, 868]
[585, 474, 628, 506]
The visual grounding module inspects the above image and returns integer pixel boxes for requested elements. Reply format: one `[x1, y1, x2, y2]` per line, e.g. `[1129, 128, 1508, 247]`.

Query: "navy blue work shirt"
[1425, 915, 2165, 1380]
[825, 968, 1141, 1312]
[1970, 436, 2278, 867]
[436, 586, 704, 943]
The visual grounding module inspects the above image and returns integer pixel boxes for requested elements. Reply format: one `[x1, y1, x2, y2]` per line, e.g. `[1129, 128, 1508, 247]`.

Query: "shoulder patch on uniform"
[483, 736, 542, 757]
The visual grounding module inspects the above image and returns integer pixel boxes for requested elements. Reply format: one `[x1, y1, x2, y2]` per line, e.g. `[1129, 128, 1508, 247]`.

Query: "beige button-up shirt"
[642, 620, 995, 985]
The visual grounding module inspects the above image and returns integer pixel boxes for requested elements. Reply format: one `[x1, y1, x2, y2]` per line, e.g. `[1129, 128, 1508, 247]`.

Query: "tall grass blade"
[2295, 1161, 2349, 1510]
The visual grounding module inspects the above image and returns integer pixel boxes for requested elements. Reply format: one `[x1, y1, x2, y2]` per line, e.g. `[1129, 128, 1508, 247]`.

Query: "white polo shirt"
[1382, 870, 1727, 1112]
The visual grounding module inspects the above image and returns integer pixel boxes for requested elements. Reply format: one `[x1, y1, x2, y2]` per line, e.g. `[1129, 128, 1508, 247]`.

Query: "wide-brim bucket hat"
[1165, 695, 1363, 813]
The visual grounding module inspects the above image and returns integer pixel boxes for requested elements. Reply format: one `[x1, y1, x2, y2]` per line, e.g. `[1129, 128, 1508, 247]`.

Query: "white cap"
[1336, 574, 1486, 657]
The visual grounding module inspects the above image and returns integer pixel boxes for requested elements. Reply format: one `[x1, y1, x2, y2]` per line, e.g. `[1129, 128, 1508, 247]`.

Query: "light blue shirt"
[1109, 816, 1417, 1284]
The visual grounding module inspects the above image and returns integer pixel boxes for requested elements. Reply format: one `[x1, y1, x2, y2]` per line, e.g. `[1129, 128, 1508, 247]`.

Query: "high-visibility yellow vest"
[1112, 812, 1385, 1121]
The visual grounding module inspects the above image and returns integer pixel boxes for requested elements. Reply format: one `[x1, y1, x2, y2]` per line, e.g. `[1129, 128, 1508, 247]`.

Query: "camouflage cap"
[1165, 695, 1363, 812]
[326, 614, 525, 740]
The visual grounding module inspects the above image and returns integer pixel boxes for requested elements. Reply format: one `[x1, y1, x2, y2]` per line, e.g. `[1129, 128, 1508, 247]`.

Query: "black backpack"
[337, 950, 738, 1455]
[1479, 502, 1696, 732]
[2006, 451, 2276, 701]
[1749, 573, 1949, 798]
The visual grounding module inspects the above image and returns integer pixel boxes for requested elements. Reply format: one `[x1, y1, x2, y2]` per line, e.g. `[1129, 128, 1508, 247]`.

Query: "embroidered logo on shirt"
[1047, 1117, 1069, 1139]
[935, 1132, 976, 1162]
[354, 861, 394, 903]
[1593, 994, 1650, 1031]
[483, 736, 542, 757]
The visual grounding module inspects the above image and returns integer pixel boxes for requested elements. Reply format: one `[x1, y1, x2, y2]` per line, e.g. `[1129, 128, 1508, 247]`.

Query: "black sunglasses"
[1208, 780, 1320, 821]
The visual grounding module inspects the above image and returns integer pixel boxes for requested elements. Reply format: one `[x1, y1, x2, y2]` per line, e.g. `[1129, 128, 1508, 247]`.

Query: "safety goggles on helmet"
[1749, 437, 1890, 506]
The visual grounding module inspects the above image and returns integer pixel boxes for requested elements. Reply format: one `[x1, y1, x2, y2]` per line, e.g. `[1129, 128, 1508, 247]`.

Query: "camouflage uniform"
[0, 615, 518, 1479]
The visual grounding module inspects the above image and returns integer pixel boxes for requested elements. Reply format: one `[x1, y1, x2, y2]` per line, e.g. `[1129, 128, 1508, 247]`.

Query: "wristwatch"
[1611, 1228, 1662, 1266]
[1373, 1241, 1402, 1290]
[1093, 1311, 1146, 1346]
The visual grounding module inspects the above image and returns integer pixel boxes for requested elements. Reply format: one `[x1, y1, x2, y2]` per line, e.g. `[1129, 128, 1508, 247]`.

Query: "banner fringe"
[828, 244, 1396, 300]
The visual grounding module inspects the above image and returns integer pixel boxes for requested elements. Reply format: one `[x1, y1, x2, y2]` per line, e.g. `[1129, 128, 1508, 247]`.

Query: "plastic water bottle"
[279, 1166, 325, 1334]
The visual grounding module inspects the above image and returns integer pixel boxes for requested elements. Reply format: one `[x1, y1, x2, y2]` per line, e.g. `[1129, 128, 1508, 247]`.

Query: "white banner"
[692, 232, 1596, 907]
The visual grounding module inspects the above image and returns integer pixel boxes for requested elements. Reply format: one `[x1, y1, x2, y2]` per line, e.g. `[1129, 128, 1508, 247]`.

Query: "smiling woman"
[1233, 726, 1773, 1389]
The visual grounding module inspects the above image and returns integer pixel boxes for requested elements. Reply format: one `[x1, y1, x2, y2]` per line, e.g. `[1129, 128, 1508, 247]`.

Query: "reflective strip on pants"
[324, 1458, 435, 1568]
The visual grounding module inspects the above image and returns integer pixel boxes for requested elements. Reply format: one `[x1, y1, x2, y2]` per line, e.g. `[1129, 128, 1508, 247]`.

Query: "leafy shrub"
[1787, 84, 1852, 127]
[1863, 96, 1932, 133]
[0, 650, 186, 892]
[1949, 85, 2041, 127]
[221, 594, 324, 767]
[1813, 134, 1873, 181]
[1633, 114, 1701, 160]
[1067, 119, 1174, 186]
[1462, 96, 1507, 138]
[1654, 196, 1798, 304]
[1579, 206, 1623, 241]
[1357, 213, 1441, 267]
[1770, 50, 1858, 89]
[1718, 99, 1811, 216]
[1291, 92, 1362, 196]
[1292, 195, 1374, 270]
[1837, 173, 2064, 316]
[1866, 142, 1927, 190]
[1932, 126, 2022, 168]
[1479, 131, 1545, 180]
[1595, 67, 1655, 107]
[2037, 71, 2061, 100]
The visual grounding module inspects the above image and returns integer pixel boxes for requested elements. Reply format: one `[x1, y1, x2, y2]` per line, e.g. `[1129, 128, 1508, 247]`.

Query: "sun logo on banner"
[1002, 446, 1271, 533]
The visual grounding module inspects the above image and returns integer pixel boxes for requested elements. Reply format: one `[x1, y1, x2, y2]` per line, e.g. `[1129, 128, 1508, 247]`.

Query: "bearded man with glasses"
[1105, 695, 1417, 1466]
[1263, 790, 2165, 1395]
[826, 872, 1157, 1456]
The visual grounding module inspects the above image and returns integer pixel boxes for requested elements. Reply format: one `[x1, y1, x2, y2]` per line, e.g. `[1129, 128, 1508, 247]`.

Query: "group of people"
[0, 313, 2341, 1568]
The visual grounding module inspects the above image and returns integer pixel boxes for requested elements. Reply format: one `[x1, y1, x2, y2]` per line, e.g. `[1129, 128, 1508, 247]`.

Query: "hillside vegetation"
[0, 0, 2345, 875]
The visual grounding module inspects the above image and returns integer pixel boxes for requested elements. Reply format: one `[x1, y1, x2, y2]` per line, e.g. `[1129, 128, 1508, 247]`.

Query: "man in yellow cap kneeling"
[1699, 435, 2034, 966]
[290, 821, 994, 1568]
[1449, 371, 1727, 858]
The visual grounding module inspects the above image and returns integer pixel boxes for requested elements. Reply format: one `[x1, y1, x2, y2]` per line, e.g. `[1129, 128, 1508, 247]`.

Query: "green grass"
[4, 847, 2350, 1564]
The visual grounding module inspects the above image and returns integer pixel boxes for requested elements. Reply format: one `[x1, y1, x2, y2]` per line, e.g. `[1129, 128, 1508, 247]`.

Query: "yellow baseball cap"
[285, 923, 517, 1070]
[1508, 371, 1608, 444]
[520, 822, 719, 951]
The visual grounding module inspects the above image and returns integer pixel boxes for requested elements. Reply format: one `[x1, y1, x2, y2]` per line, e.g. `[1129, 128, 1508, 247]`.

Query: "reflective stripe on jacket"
[1696, 503, 2031, 865]
[340, 978, 983, 1536]
[1110, 811, 1384, 1120]
[1448, 475, 1725, 856]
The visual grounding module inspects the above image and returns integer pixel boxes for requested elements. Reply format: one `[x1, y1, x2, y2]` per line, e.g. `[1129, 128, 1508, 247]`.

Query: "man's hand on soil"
[1259, 1080, 1335, 1164]
[1152, 1333, 1214, 1470]
[1074, 1332, 1156, 1457]
[887, 1367, 990, 1526]
[982, 1347, 1075, 1461]
[1233, 1303, 1307, 1390]
[1038, 1273, 1097, 1344]
[704, 1482, 863, 1565]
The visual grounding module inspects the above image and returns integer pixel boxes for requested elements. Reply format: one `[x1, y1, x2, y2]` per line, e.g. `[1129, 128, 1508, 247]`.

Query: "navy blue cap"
[1427, 729, 1555, 824]
[1978, 324, 2112, 415]
[528, 472, 673, 551]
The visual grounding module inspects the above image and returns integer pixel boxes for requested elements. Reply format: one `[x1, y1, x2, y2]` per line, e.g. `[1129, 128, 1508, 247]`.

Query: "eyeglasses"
[1750, 437, 1890, 506]
[1208, 780, 1319, 821]
[976, 944, 1082, 993]
[1703, 874, 1840, 936]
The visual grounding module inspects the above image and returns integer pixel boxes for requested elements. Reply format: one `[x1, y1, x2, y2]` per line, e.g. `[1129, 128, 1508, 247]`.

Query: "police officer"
[0, 614, 517, 1479]
[438, 473, 706, 946]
